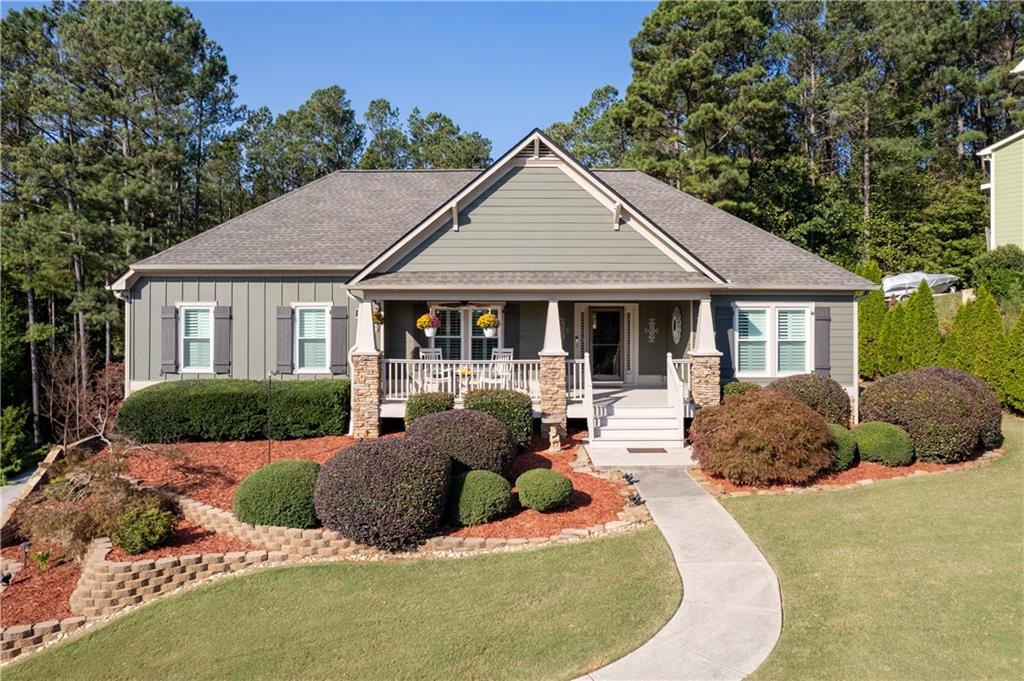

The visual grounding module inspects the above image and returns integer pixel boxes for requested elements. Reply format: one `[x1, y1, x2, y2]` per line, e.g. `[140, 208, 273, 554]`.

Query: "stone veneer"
[690, 354, 721, 407]
[350, 352, 382, 439]
[538, 355, 568, 431]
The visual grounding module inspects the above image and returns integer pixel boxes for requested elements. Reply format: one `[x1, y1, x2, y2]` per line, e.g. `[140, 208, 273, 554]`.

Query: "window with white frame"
[470, 308, 499, 360]
[180, 306, 213, 372]
[430, 306, 502, 360]
[432, 308, 463, 360]
[776, 308, 810, 374]
[736, 308, 768, 375]
[735, 304, 812, 377]
[295, 305, 329, 371]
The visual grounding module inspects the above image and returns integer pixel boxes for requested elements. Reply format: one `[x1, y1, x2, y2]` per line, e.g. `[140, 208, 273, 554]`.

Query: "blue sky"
[6, 1, 655, 152]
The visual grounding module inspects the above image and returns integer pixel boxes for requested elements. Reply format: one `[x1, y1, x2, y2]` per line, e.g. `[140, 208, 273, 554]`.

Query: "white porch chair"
[478, 348, 514, 390]
[418, 348, 448, 393]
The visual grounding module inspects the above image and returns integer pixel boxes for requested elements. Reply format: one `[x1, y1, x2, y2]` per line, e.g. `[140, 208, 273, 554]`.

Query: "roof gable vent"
[515, 137, 557, 160]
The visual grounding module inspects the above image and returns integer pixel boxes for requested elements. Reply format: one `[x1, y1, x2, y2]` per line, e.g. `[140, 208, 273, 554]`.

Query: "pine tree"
[904, 280, 941, 369]
[877, 303, 908, 376]
[938, 297, 976, 370]
[971, 288, 1008, 398]
[1004, 315, 1024, 413]
[856, 261, 886, 377]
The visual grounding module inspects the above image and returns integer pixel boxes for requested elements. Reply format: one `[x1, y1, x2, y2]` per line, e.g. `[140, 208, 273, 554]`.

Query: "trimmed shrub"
[117, 378, 350, 443]
[853, 422, 914, 466]
[314, 438, 450, 551]
[723, 382, 762, 398]
[112, 506, 176, 555]
[233, 460, 320, 529]
[689, 390, 834, 486]
[827, 424, 858, 472]
[407, 410, 514, 477]
[448, 470, 513, 526]
[971, 244, 1024, 305]
[405, 392, 454, 427]
[1006, 315, 1024, 414]
[515, 469, 573, 512]
[464, 389, 533, 449]
[904, 280, 941, 369]
[768, 373, 851, 425]
[857, 261, 886, 379]
[860, 367, 999, 462]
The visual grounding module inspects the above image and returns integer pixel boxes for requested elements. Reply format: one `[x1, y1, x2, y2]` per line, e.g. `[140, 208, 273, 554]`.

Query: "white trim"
[291, 303, 331, 373]
[852, 298, 860, 424]
[427, 304, 505, 360]
[977, 129, 1024, 156]
[572, 303, 639, 385]
[988, 152, 997, 250]
[178, 304, 215, 374]
[123, 297, 132, 396]
[732, 302, 815, 379]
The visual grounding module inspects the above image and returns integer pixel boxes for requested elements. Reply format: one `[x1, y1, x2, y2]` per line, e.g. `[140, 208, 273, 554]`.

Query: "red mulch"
[106, 519, 258, 562]
[0, 542, 79, 627]
[449, 432, 627, 539]
[124, 436, 355, 511]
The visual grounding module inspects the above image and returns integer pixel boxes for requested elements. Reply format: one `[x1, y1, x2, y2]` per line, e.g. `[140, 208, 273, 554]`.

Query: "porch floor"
[592, 386, 670, 409]
[586, 445, 695, 469]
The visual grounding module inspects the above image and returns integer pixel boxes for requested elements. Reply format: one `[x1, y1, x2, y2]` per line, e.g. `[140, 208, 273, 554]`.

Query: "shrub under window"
[768, 373, 851, 425]
[233, 460, 320, 529]
[853, 421, 914, 467]
[723, 382, 762, 399]
[404, 392, 454, 428]
[464, 389, 533, 449]
[448, 470, 513, 526]
[407, 409, 515, 477]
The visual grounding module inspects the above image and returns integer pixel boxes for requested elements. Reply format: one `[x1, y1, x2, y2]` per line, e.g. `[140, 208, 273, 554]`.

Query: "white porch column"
[351, 299, 382, 438]
[689, 297, 722, 407]
[538, 300, 567, 440]
[539, 300, 565, 356]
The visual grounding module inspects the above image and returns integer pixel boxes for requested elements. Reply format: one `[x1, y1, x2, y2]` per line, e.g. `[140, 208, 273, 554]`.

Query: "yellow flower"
[476, 312, 499, 329]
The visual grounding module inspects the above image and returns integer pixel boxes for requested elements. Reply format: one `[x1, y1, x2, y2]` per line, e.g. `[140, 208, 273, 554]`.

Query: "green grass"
[725, 415, 1024, 680]
[7, 528, 680, 681]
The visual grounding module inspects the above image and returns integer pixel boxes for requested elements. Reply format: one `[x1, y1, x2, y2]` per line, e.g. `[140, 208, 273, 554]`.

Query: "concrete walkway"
[583, 469, 782, 681]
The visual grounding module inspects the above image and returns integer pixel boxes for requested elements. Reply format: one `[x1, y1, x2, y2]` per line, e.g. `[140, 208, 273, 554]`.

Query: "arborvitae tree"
[1004, 315, 1024, 414]
[904, 280, 941, 369]
[877, 303, 908, 377]
[938, 297, 976, 371]
[856, 261, 886, 378]
[971, 288, 1009, 399]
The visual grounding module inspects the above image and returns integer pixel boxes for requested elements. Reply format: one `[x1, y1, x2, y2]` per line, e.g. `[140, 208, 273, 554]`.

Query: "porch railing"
[382, 359, 541, 401]
[567, 354, 595, 437]
[666, 353, 692, 444]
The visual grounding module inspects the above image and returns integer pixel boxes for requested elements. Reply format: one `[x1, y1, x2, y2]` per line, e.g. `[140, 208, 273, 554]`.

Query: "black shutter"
[160, 306, 178, 374]
[814, 306, 831, 377]
[330, 305, 349, 375]
[213, 306, 231, 374]
[503, 303, 520, 356]
[276, 306, 293, 374]
[714, 306, 734, 377]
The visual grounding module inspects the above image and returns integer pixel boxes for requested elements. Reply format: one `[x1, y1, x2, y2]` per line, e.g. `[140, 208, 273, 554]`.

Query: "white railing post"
[583, 352, 595, 439]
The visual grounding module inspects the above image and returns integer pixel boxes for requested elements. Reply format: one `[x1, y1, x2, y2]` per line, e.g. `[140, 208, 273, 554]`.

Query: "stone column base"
[539, 354, 568, 435]
[690, 354, 721, 407]
[351, 353, 382, 439]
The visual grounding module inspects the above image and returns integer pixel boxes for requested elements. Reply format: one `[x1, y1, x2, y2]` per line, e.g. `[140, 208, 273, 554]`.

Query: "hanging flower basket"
[477, 312, 499, 338]
[372, 308, 385, 327]
[416, 313, 441, 338]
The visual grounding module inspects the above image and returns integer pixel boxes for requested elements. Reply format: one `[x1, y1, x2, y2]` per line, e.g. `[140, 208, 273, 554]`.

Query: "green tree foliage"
[1004, 316, 1024, 413]
[407, 109, 492, 169]
[877, 303, 908, 377]
[971, 245, 1024, 306]
[360, 99, 410, 170]
[856, 261, 886, 378]
[938, 296, 977, 371]
[904, 281, 941, 369]
[544, 85, 628, 167]
[970, 288, 1009, 399]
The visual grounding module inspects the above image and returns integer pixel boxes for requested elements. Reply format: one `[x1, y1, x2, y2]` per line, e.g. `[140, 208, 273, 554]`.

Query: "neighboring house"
[977, 57, 1024, 251]
[111, 129, 873, 452]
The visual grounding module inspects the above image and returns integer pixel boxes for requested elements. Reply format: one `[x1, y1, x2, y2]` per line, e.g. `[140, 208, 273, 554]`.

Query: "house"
[111, 129, 872, 454]
[977, 58, 1024, 251]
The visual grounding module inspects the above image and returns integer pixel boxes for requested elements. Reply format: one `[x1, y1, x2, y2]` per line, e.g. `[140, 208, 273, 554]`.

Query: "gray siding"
[129, 276, 354, 386]
[638, 301, 693, 376]
[383, 300, 429, 359]
[710, 293, 856, 387]
[391, 166, 681, 272]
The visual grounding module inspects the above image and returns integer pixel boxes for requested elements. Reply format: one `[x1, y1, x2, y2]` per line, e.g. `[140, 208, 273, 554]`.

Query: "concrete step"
[596, 406, 677, 419]
[586, 445, 694, 468]
[594, 428, 683, 441]
[587, 439, 688, 451]
[599, 417, 680, 430]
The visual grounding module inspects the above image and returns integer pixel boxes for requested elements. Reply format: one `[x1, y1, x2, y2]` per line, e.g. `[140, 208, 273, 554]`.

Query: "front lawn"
[726, 415, 1024, 680]
[6, 528, 680, 681]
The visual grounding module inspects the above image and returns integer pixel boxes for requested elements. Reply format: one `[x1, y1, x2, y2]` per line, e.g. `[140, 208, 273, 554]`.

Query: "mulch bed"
[124, 436, 355, 511]
[0, 542, 79, 627]
[106, 519, 259, 562]
[448, 432, 627, 539]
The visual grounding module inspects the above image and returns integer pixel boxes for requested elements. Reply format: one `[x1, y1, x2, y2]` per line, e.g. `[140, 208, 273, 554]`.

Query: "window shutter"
[814, 306, 831, 377]
[714, 306, 734, 377]
[330, 305, 349, 375]
[503, 304, 520, 356]
[161, 306, 178, 374]
[276, 306, 293, 374]
[213, 306, 231, 374]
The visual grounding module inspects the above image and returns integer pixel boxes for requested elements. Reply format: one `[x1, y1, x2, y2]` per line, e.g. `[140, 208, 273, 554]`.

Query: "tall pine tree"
[904, 280, 941, 369]
[856, 261, 886, 378]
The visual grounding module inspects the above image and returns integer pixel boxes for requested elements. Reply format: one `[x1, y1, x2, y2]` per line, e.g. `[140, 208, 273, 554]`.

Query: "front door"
[590, 307, 623, 382]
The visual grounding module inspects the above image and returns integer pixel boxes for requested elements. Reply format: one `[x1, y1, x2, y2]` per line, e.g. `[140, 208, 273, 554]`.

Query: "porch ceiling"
[355, 270, 719, 290]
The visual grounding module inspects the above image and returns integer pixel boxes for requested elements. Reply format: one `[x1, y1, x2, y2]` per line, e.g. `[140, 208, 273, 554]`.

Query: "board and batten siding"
[992, 139, 1024, 249]
[128, 276, 355, 390]
[390, 166, 683, 272]
[710, 294, 857, 388]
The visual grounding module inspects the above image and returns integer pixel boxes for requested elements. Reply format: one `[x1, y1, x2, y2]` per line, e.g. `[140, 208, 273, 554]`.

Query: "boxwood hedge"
[768, 373, 851, 425]
[407, 410, 515, 477]
[448, 470, 513, 526]
[233, 460, 321, 529]
[853, 421, 915, 466]
[404, 392, 454, 427]
[464, 389, 533, 448]
[515, 469, 573, 512]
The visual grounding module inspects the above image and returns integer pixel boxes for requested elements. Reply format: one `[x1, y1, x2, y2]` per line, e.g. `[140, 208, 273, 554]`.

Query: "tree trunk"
[72, 251, 89, 388]
[26, 286, 42, 445]
[956, 110, 965, 172]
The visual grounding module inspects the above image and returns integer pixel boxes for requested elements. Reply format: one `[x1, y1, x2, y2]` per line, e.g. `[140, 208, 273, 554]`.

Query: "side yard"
[725, 415, 1023, 680]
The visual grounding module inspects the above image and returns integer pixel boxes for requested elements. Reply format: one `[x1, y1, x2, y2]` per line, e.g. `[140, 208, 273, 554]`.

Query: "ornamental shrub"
[827, 424, 858, 472]
[877, 303, 909, 376]
[405, 392, 454, 428]
[112, 506, 176, 555]
[117, 378, 350, 443]
[464, 389, 533, 449]
[857, 261, 886, 379]
[971, 244, 1024, 305]
[314, 438, 450, 551]
[515, 469, 573, 512]
[233, 460, 320, 529]
[768, 374, 851, 425]
[448, 470, 513, 526]
[912, 367, 1003, 450]
[723, 381, 762, 398]
[860, 367, 999, 462]
[1005, 316, 1024, 414]
[689, 390, 834, 486]
[969, 288, 1009, 399]
[904, 281, 941, 369]
[407, 409, 515, 477]
[852, 422, 914, 466]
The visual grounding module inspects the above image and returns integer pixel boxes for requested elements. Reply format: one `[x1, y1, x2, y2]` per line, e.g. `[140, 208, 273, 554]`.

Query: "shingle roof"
[359, 270, 718, 289]
[134, 167, 872, 290]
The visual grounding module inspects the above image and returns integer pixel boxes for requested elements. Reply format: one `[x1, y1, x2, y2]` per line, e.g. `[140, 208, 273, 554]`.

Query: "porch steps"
[588, 404, 686, 452]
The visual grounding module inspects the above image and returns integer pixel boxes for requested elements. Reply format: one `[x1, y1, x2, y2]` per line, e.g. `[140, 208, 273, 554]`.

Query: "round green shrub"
[314, 438, 450, 551]
[768, 373, 851, 425]
[853, 422, 915, 467]
[112, 506, 176, 555]
[515, 469, 573, 512]
[690, 390, 835, 486]
[404, 392, 454, 427]
[448, 470, 513, 526]
[915, 367, 1003, 450]
[233, 460, 321, 529]
[827, 424, 858, 472]
[464, 389, 533, 449]
[723, 382, 762, 398]
[407, 410, 515, 477]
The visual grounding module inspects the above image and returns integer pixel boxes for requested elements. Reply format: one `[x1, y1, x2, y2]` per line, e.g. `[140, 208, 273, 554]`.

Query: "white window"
[430, 306, 502, 359]
[295, 305, 329, 372]
[180, 305, 213, 373]
[736, 308, 768, 375]
[470, 308, 500, 360]
[432, 308, 463, 360]
[776, 308, 810, 375]
[734, 304, 813, 378]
